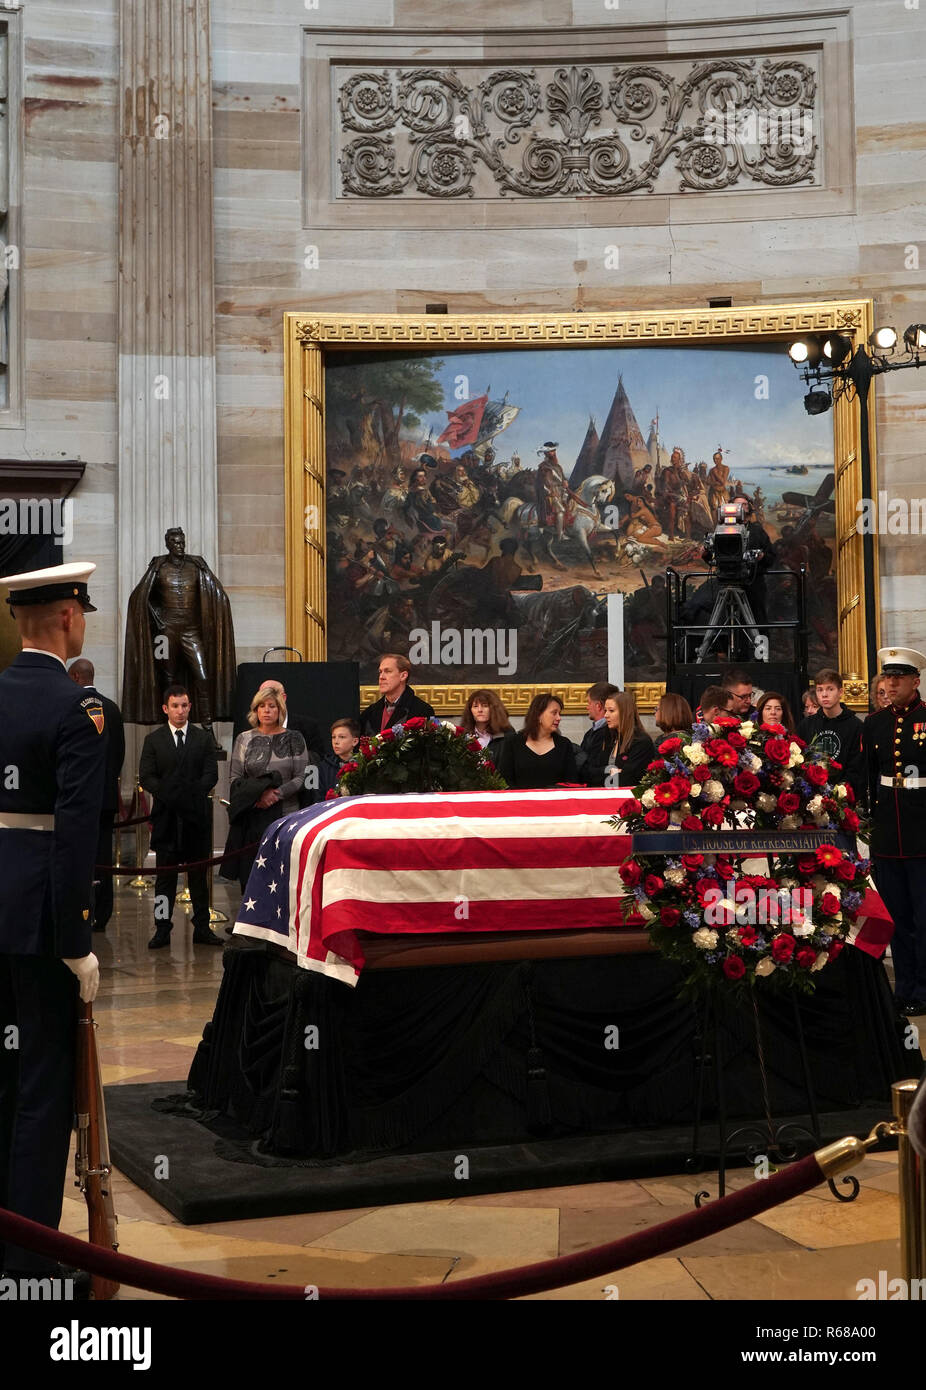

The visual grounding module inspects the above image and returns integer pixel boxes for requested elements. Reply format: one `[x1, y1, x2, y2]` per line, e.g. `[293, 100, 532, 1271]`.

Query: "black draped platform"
[186, 934, 907, 1162]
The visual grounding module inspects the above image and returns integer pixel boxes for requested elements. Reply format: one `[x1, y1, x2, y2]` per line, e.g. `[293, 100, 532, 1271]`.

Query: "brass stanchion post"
[893, 1079, 926, 1285]
[129, 781, 149, 893]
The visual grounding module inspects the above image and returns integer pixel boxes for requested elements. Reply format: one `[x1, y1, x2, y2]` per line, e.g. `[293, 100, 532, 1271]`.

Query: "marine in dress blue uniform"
[861, 646, 926, 1017]
[0, 563, 106, 1276]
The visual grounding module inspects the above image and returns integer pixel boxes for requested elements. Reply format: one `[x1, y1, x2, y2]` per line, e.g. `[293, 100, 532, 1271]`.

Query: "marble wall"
[7, 0, 926, 717]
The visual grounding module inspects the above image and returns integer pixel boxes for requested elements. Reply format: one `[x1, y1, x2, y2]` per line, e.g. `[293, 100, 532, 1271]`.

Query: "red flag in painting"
[437, 395, 488, 448]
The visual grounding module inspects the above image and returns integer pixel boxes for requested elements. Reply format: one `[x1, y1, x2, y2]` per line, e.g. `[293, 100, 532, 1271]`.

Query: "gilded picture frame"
[284, 301, 879, 714]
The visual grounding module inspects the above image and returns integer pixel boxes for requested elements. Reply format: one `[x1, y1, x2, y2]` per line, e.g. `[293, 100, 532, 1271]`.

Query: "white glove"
[63, 953, 100, 1003]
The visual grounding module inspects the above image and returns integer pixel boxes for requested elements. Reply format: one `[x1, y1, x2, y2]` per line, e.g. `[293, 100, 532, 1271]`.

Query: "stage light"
[788, 339, 810, 364]
[789, 336, 823, 367]
[904, 323, 926, 353]
[803, 388, 832, 415]
[869, 326, 897, 352]
[822, 332, 852, 366]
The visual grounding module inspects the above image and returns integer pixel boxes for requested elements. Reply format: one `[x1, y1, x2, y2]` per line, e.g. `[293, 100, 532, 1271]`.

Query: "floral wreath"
[337, 716, 507, 796]
[611, 714, 869, 994]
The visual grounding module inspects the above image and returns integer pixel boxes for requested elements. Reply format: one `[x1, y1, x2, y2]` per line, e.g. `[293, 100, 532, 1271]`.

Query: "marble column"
[117, 0, 218, 634]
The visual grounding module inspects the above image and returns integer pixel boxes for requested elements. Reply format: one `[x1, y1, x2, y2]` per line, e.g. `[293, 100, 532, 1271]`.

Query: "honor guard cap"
[877, 646, 926, 676]
[3, 561, 97, 612]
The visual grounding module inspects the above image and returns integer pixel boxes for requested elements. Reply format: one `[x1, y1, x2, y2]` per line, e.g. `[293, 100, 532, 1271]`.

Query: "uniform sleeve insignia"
[80, 696, 105, 734]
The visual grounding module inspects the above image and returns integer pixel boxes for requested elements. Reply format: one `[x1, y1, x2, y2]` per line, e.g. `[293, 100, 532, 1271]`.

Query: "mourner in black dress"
[460, 688, 516, 767]
[585, 691, 655, 789]
[496, 693, 579, 789]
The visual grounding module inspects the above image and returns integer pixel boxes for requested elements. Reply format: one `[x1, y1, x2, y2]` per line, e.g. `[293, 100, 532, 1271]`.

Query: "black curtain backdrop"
[188, 941, 907, 1160]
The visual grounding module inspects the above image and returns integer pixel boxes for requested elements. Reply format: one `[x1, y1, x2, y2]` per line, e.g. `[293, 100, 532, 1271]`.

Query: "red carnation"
[796, 947, 817, 970]
[644, 807, 669, 829]
[647, 760, 664, 772]
[759, 721, 785, 736]
[619, 859, 642, 887]
[696, 879, 721, 907]
[644, 874, 665, 897]
[805, 764, 828, 786]
[821, 891, 841, 915]
[658, 736, 682, 755]
[702, 804, 724, 828]
[835, 859, 857, 881]
[772, 934, 795, 963]
[739, 926, 758, 947]
[693, 766, 712, 784]
[404, 716, 427, 730]
[734, 771, 760, 795]
[660, 906, 680, 927]
[842, 808, 860, 831]
[765, 738, 790, 765]
[727, 731, 747, 750]
[670, 775, 692, 798]
[682, 853, 705, 870]
[792, 735, 807, 748]
[715, 715, 741, 729]
[723, 955, 746, 980]
[828, 940, 844, 961]
[681, 815, 703, 831]
[777, 792, 800, 813]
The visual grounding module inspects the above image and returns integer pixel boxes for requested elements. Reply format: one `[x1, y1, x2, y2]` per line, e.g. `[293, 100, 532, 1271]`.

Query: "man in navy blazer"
[360, 653, 435, 735]
[139, 684, 221, 948]
[0, 562, 106, 1279]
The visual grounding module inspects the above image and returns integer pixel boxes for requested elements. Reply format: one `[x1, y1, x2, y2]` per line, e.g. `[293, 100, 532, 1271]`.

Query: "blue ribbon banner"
[629, 831, 857, 856]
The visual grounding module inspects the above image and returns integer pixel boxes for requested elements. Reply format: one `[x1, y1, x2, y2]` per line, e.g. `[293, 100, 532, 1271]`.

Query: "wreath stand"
[686, 979, 861, 1206]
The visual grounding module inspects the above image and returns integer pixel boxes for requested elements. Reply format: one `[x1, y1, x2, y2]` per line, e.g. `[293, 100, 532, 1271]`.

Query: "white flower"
[833, 783, 849, 801]
[750, 754, 764, 773]
[726, 927, 743, 946]
[779, 876, 798, 889]
[669, 810, 684, 825]
[642, 789, 656, 808]
[780, 815, 801, 829]
[441, 720, 458, 731]
[730, 799, 748, 811]
[780, 770, 794, 788]
[692, 928, 719, 950]
[637, 903, 655, 922]
[787, 743, 804, 768]
[688, 783, 702, 799]
[665, 868, 685, 886]
[755, 957, 777, 977]
[740, 721, 755, 738]
[822, 882, 841, 901]
[807, 795, 824, 815]
[793, 921, 815, 938]
[682, 743, 709, 766]
[811, 951, 829, 972]
[757, 793, 777, 812]
[702, 779, 725, 802]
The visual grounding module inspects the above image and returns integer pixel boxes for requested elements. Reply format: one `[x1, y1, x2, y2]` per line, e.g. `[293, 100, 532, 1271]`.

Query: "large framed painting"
[284, 302, 879, 713]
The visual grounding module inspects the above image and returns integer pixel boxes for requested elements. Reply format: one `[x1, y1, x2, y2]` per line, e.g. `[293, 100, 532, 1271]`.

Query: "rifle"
[74, 1000, 119, 1300]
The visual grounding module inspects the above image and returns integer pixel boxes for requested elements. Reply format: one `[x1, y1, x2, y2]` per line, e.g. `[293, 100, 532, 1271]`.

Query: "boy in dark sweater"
[796, 668, 865, 798]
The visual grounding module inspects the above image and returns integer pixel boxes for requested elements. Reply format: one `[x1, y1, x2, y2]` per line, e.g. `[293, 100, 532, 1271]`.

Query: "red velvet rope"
[0, 1152, 825, 1300]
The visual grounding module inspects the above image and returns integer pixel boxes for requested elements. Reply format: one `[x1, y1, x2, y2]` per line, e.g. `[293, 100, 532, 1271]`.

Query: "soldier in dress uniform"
[861, 646, 926, 1017]
[0, 562, 106, 1280]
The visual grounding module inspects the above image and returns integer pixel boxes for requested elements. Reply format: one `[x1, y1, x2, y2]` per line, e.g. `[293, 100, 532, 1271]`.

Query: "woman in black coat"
[496, 692, 579, 789]
[585, 691, 655, 789]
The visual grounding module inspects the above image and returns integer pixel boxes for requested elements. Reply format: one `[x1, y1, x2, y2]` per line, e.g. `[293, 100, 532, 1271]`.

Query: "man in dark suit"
[68, 658, 125, 933]
[360, 653, 435, 735]
[0, 561, 105, 1280]
[139, 684, 221, 948]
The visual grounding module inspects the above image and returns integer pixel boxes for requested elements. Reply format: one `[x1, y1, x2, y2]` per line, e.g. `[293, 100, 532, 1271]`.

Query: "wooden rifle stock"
[74, 1000, 119, 1300]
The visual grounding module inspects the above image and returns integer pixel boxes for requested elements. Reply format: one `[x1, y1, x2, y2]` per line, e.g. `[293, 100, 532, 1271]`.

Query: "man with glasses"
[722, 669, 759, 721]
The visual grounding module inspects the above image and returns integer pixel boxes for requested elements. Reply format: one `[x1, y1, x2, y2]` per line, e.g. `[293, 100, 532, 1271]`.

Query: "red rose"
[702, 804, 724, 828]
[765, 738, 790, 765]
[791, 735, 807, 749]
[339, 761, 358, 776]
[379, 728, 396, 742]
[760, 721, 786, 736]
[647, 760, 664, 772]
[644, 874, 665, 896]
[658, 736, 682, 755]
[454, 725, 465, 735]
[324, 788, 339, 801]
[805, 764, 828, 786]
[466, 740, 482, 753]
[777, 792, 800, 813]
[622, 798, 643, 816]
[734, 771, 760, 795]
[682, 853, 705, 870]
[696, 879, 720, 907]
[821, 891, 841, 915]
[693, 766, 712, 784]
[796, 855, 818, 876]
[723, 955, 746, 980]
[660, 906, 680, 927]
[358, 738, 375, 757]
[681, 816, 703, 831]
[739, 926, 758, 947]
[835, 859, 856, 881]
[654, 780, 681, 806]
[619, 859, 642, 887]
[842, 808, 860, 831]
[772, 934, 795, 963]
[828, 939, 844, 961]
[796, 947, 817, 969]
[845, 784, 856, 805]
[483, 758, 496, 771]
[715, 859, 736, 880]
[715, 715, 740, 729]
[404, 716, 427, 730]
[644, 807, 669, 829]
[727, 731, 747, 750]
[670, 775, 692, 798]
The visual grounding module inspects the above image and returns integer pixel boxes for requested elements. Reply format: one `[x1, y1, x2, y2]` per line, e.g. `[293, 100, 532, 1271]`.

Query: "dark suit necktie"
[175, 730, 185, 756]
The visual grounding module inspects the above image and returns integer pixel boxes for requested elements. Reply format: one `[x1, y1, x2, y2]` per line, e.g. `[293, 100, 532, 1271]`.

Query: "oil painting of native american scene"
[323, 346, 837, 686]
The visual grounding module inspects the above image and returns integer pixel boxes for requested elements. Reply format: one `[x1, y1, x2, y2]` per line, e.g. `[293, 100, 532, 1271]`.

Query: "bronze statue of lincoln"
[122, 528, 235, 739]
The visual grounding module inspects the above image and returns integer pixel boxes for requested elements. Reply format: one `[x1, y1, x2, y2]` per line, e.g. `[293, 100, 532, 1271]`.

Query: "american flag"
[232, 789, 634, 984]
